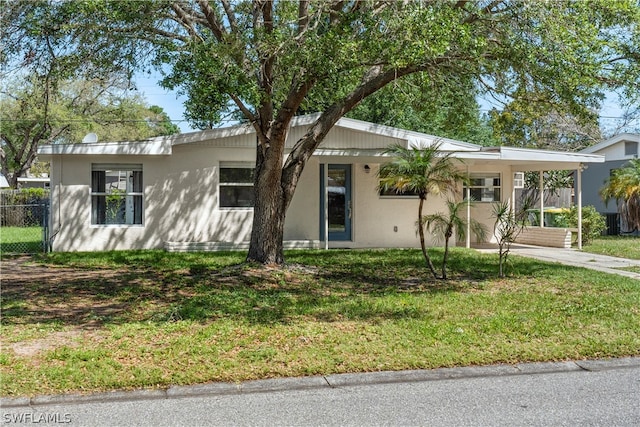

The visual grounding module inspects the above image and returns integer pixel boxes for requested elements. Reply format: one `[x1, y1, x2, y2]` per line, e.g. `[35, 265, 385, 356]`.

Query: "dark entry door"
[321, 164, 352, 241]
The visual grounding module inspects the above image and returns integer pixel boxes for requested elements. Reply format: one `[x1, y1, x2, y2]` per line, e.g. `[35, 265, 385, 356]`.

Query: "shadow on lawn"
[1, 249, 570, 328]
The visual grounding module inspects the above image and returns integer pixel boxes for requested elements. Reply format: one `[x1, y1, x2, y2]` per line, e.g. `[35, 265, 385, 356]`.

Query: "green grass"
[581, 236, 640, 260]
[0, 226, 43, 254]
[1, 248, 639, 397]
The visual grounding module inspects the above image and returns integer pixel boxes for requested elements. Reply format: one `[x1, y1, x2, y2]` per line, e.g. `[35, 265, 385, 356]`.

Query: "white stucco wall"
[48, 152, 512, 251]
[349, 162, 446, 248]
[47, 125, 521, 252]
[49, 140, 257, 251]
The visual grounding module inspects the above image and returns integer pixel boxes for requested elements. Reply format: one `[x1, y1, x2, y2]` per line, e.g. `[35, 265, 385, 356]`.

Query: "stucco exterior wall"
[48, 147, 513, 251]
[349, 162, 446, 248]
[49, 140, 257, 251]
[46, 118, 583, 252]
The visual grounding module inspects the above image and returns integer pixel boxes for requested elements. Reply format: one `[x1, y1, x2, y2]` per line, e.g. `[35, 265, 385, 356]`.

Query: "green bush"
[556, 205, 607, 245]
[0, 188, 49, 205]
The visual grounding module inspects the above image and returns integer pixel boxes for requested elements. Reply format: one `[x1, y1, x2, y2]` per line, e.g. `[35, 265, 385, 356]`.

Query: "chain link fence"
[0, 189, 50, 254]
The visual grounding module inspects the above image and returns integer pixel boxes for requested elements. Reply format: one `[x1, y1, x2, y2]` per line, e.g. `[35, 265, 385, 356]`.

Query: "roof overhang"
[476, 146, 604, 171]
[38, 138, 173, 160]
[581, 133, 640, 154]
[37, 114, 606, 172]
[313, 146, 603, 171]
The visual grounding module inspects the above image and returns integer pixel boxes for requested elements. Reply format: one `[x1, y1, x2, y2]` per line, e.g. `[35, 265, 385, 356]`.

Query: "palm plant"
[492, 201, 528, 278]
[424, 199, 487, 279]
[378, 143, 466, 279]
[600, 158, 640, 234]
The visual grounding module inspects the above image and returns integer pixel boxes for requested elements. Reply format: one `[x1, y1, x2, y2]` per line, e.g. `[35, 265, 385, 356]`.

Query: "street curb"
[2, 357, 639, 408]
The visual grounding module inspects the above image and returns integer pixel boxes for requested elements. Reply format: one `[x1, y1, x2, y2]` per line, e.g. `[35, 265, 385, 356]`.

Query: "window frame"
[378, 184, 420, 198]
[464, 172, 502, 203]
[91, 164, 143, 226]
[219, 162, 255, 209]
[624, 141, 638, 157]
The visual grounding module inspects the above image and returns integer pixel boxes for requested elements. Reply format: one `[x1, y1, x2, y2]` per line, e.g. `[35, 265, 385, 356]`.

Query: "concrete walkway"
[475, 243, 640, 280]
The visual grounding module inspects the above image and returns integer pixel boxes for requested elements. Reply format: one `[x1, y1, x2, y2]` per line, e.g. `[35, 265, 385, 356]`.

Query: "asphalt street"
[2, 359, 639, 426]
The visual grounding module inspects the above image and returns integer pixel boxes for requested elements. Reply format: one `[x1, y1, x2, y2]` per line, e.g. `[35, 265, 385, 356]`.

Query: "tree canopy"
[0, 1, 180, 187]
[347, 73, 496, 146]
[4, 0, 640, 263]
[0, 74, 179, 187]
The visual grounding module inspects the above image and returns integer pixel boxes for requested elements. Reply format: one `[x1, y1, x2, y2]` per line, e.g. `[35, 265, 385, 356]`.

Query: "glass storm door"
[321, 164, 352, 241]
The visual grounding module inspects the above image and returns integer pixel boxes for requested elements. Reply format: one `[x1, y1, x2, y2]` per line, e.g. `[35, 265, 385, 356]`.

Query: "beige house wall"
[48, 149, 514, 251]
[49, 141, 257, 252]
[48, 115, 589, 251]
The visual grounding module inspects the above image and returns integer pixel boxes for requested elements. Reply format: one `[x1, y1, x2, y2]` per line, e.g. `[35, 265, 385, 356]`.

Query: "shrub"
[556, 205, 607, 245]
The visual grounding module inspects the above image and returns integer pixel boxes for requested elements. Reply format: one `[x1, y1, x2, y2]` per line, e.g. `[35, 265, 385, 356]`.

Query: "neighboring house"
[17, 176, 50, 189]
[0, 174, 9, 189]
[38, 114, 604, 252]
[581, 133, 640, 234]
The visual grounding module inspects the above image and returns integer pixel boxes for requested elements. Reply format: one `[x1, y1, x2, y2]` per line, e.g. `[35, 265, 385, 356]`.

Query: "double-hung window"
[91, 164, 143, 225]
[219, 163, 254, 208]
[465, 173, 501, 202]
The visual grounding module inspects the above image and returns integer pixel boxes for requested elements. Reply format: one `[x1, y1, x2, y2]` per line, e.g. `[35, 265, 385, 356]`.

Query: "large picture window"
[91, 164, 143, 225]
[219, 163, 254, 208]
[465, 173, 501, 202]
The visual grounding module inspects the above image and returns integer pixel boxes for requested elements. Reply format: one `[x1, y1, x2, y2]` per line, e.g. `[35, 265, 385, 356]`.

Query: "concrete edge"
[2, 357, 638, 408]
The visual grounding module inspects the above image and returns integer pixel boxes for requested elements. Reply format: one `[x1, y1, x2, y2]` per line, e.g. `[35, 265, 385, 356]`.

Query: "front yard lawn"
[1, 248, 638, 397]
[581, 236, 640, 260]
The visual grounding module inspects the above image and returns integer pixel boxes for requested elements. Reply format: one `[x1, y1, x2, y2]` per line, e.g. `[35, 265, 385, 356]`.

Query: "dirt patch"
[10, 330, 84, 357]
[2, 257, 120, 357]
[1, 256, 121, 286]
[2, 256, 137, 324]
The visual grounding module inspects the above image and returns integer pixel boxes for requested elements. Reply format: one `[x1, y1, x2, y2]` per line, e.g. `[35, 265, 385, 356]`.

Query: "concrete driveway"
[476, 243, 640, 280]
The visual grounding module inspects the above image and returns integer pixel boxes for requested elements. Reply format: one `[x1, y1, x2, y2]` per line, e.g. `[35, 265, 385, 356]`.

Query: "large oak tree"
[5, 0, 639, 263]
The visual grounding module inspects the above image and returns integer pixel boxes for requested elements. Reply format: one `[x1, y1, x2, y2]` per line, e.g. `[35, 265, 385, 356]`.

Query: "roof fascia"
[333, 116, 481, 151]
[37, 138, 172, 158]
[483, 146, 605, 163]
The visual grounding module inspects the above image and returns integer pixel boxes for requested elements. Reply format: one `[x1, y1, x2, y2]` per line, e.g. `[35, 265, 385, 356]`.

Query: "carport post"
[466, 166, 471, 249]
[577, 164, 583, 250]
[324, 164, 329, 250]
[539, 170, 544, 228]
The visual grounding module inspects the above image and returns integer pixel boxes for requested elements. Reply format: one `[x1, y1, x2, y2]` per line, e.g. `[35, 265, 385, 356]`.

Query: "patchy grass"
[1, 248, 639, 397]
[582, 236, 640, 260]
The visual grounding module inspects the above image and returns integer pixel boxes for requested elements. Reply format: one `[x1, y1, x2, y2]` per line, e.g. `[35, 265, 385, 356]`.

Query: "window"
[464, 173, 501, 202]
[625, 141, 638, 157]
[219, 163, 254, 208]
[91, 164, 143, 225]
[513, 172, 524, 189]
[378, 184, 419, 197]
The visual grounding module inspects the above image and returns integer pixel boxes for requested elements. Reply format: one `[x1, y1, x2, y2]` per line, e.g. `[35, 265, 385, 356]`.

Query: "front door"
[321, 164, 352, 241]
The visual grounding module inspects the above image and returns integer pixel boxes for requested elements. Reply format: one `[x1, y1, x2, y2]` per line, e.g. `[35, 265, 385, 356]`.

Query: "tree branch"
[196, 0, 225, 41]
[220, 0, 238, 34]
[297, 0, 309, 36]
[171, 2, 203, 42]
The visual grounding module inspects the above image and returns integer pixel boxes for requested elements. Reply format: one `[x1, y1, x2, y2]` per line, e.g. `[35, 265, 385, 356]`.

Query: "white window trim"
[219, 162, 255, 209]
[464, 172, 502, 203]
[91, 163, 144, 227]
